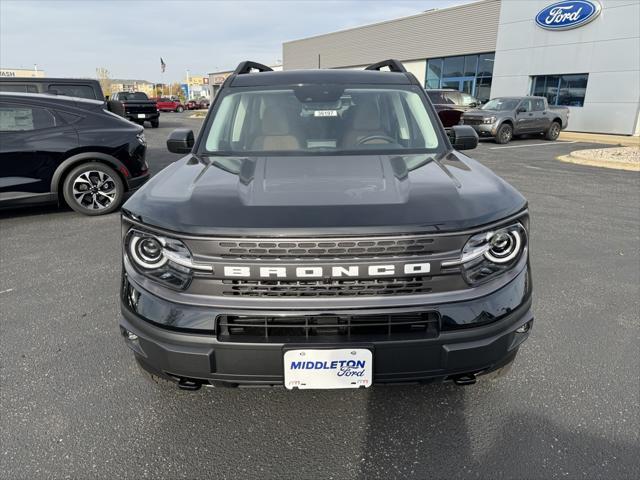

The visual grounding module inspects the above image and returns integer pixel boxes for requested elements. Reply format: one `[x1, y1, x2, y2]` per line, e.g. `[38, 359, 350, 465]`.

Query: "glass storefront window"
[475, 77, 492, 103]
[531, 76, 546, 97]
[443, 56, 464, 77]
[464, 55, 478, 77]
[477, 53, 495, 77]
[531, 74, 588, 107]
[426, 58, 442, 89]
[558, 74, 588, 106]
[543, 75, 560, 105]
[424, 52, 494, 102]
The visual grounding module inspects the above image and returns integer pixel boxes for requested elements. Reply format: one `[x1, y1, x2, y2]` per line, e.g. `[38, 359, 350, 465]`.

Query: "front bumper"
[119, 267, 533, 387]
[126, 172, 150, 192]
[466, 123, 498, 137]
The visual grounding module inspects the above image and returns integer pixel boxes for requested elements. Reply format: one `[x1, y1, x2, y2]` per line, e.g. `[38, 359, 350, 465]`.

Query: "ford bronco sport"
[120, 60, 533, 390]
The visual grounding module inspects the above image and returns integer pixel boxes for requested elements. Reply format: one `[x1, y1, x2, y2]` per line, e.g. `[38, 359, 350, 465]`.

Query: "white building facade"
[492, 0, 640, 135]
[283, 0, 640, 135]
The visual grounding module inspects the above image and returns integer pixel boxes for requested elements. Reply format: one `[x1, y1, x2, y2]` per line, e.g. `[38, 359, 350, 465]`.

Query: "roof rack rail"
[233, 61, 273, 75]
[364, 59, 407, 73]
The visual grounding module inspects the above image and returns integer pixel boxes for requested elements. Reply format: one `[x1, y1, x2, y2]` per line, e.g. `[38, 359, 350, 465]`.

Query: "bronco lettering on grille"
[222, 262, 430, 279]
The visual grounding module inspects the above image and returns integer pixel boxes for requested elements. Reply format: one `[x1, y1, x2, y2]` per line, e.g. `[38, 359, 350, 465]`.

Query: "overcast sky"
[1, 0, 473, 82]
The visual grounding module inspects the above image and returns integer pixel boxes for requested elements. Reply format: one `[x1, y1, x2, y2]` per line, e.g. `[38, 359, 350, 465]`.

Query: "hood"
[464, 109, 496, 116]
[124, 152, 527, 235]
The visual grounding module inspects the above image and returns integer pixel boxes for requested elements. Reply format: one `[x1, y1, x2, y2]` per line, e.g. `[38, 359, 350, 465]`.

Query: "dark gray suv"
[119, 60, 533, 391]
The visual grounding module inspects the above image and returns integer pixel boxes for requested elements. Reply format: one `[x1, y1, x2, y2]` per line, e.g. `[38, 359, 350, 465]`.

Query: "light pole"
[186, 69, 191, 100]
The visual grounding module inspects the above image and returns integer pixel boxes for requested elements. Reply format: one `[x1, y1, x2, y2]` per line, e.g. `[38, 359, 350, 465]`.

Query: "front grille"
[222, 277, 433, 297]
[462, 118, 484, 125]
[211, 236, 439, 259]
[217, 312, 440, 343]
[182, 232, 468, 298]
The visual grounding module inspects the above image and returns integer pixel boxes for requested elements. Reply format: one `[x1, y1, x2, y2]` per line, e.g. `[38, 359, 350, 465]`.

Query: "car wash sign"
[535, 1, 601, 30]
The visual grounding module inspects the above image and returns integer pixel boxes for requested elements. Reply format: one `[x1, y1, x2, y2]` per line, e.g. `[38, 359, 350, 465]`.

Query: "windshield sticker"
[313, 110, 338, 117]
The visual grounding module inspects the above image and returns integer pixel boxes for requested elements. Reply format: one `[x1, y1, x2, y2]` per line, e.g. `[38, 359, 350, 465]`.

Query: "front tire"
[495, 123, 513, 144]
[62, 162, 124, 216]
[545, 121, 561, 141]
[176, 106, 184, 113]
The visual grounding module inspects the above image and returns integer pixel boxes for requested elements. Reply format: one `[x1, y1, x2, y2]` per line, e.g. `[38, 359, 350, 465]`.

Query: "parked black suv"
[426, 89, 481, 128]
[120, 60, 532, 390]
[0, 77, 105, 100]
[0, 93, 149, 215]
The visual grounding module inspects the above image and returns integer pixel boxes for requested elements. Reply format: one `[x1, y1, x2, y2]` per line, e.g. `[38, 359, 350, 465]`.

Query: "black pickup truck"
[110, 92, 159, 128]
[120, 60, 533, 391]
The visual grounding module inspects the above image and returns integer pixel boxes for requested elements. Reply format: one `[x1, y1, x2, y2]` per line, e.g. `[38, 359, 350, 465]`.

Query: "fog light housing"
[121, 327, 139, 341]
[516, 321, 532, 334]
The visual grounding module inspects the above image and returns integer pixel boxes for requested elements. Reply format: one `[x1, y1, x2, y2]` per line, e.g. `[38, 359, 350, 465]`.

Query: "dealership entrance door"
[441, 77, 475, 95]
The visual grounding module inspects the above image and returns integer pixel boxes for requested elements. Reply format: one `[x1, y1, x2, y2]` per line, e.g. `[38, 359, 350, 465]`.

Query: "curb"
[558, 132, 640, 147]
[557, 152, 640, 171]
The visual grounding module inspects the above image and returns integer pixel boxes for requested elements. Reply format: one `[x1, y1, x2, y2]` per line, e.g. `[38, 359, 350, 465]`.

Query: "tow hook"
[452, 374, 477, 386]
[177, 378, 202, 391]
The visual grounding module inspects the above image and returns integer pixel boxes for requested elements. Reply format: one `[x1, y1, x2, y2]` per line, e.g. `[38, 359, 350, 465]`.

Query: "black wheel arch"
[51, 152, 130, 197]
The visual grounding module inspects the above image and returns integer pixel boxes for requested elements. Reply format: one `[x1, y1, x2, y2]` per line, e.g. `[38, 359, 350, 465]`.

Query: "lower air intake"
[216, 312, 440, 343]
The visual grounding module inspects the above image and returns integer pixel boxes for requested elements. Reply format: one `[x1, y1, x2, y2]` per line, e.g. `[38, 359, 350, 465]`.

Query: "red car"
[154, 97, 184, 112]
[185, 99, 200, 110]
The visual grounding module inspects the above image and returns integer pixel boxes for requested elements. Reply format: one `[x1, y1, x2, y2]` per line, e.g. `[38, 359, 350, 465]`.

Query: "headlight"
[444, 222, 527, 285]
[136, 132, 146, 145]
[125, 229, 211, 289]
[130, 235, 166, 269]
[483, 116, 496, 124]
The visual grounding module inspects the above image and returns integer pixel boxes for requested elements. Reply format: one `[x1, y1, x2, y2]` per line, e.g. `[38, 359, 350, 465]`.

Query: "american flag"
[160, 57, 166, 73]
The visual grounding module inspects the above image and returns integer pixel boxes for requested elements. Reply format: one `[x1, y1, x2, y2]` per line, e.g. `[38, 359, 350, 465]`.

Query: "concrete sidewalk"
[558, 146, 640, 171]
[559, 131, 639, 147]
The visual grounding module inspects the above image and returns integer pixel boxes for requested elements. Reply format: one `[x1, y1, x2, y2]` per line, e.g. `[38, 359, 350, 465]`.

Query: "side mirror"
[468, 102, 478, 108]
[167, 128, 194, 154]
[448, 125, 478, 151]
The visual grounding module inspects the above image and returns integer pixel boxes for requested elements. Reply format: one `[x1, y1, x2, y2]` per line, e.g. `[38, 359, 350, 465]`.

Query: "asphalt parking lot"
[1, 111, 638, 479]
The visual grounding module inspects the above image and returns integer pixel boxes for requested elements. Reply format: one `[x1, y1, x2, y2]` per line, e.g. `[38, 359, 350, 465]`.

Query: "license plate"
[137, 114, 145, 118]
[284, 349, 372, 390]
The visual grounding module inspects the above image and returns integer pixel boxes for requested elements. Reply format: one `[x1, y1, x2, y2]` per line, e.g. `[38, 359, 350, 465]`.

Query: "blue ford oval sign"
[535, 0, 601, 30]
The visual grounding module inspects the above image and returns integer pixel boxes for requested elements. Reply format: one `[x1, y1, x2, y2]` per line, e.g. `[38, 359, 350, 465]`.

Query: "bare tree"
[96, 67, 112, 96]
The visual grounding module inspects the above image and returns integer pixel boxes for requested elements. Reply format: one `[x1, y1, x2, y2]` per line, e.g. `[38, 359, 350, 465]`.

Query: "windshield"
[203, 85, 441, 155]
[426, 90, 458, 105]
[482, 98, 520, 111]
[119, 92, 149, 101]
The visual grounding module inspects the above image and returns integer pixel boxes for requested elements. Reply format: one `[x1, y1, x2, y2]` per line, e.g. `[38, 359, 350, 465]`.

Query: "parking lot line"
[490, 141, 578, 150]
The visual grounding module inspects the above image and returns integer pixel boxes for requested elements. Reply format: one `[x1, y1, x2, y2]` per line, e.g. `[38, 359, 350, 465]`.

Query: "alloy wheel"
[72, 170, 118, 210]
[501, 126, 512, 143]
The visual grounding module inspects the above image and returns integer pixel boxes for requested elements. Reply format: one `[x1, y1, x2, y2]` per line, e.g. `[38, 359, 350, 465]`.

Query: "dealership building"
[0, 68, 45, 78]
[283, 0, 640, 135]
